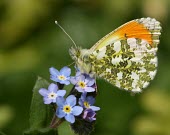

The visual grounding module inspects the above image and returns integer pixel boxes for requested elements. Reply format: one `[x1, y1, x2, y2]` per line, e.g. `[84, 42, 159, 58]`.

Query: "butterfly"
[68, 17, 161, 93]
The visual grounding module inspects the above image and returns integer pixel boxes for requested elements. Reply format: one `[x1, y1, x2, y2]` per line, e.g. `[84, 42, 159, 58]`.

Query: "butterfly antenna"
[67, 62, 75, 67]
[55, 21, 77, 48]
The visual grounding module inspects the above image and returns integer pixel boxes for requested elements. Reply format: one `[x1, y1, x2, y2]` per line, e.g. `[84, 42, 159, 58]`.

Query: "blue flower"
[79, 92, 100, 111]
[49, 66, 71, 85]
[56, 95, 83, 123]
[39, 83, 66, 104]
[70, 73, 95, 93]
[83, 109, 96, 122]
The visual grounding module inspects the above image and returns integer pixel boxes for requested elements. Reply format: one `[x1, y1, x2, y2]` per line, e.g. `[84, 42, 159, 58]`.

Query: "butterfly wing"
[89, 17, 161, 92]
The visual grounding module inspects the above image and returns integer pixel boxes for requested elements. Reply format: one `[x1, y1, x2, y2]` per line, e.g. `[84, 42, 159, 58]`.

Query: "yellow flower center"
[84, 101, 90, 108]
[58, 75, 66, 80]
[78, 81, 86, 88]
[63, 105, 72, 113]
[48, 92, 57, 99]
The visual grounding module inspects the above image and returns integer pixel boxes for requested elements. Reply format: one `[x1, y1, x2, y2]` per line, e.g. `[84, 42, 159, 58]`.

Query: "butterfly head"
[69, 46, 81, 61]
[69, 46, 93, 75]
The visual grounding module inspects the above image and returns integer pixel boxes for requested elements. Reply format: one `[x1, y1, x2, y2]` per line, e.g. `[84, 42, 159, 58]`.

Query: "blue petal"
[57, 90, 66, 97]
[66, 95, 76, 107]
[49, 67, 60, 76]
[60, 66, 71, 76]
[50, 76, 60, 83]
[90, 106, 100, 111]
[78, 99, 84, 107]
[60, 80, 70, 85]
[48, 83, 58, 92]
[56, 108, 65, 118]
[86, 78, 95, 86]
[52, 98, 56, 103]
[72, 106, 83, 116]
[78, 92, 86, 106]
[65, 114, 75, 123]
[56, 96, 65, 107]
[81, 92, 87, 100]
[76, 71, 82, 76]
[79, 75, 85, 81]
[44, 97, 52, 104]
[84, 87, 95, 92]
[39, 88, 48, 96]
[86, 96, 95, 105]
[75, 87, 84, 93]
[70, 76, 77, 85]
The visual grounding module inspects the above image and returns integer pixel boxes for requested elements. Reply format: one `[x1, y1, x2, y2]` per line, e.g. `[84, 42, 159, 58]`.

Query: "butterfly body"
[69, 17, 161, 93]
[69, 47, 93, 75]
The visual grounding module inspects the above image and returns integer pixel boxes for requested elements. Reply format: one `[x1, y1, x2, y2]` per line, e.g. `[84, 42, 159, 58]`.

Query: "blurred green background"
[0, 0, 170, 135]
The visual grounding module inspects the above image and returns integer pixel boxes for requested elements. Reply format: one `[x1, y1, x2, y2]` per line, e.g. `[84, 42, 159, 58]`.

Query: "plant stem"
[50, 118, 65, 128]
[50, 114, 58, 128]
[69, 85, 76, 95]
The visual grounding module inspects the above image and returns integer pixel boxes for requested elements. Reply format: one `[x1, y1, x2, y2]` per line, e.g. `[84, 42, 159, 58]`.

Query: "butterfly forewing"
[88, 17, 161, 92]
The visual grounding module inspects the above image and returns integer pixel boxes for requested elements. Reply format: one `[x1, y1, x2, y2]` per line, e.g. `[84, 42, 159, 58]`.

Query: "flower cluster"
[39, 66, 100, 127]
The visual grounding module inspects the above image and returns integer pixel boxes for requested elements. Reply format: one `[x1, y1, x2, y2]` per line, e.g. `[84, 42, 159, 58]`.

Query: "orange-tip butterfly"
[56, 17, 161, 93]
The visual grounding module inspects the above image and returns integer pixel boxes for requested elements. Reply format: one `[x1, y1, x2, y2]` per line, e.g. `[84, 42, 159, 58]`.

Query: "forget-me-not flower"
[79, 92, 100, 111]
[49, 66, 71, 85]
[39, 83, 66, 104]
[71, 73, 95, 93]
[56, 95, 83, 123]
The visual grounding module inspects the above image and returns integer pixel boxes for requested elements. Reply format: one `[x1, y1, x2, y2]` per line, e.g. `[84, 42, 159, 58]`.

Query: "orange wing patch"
[91, 17, 161, 51]
[113, 21, 152, 44]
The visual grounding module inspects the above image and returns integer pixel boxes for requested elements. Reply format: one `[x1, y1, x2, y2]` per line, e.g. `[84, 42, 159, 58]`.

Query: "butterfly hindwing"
[88, 17, 161, 92]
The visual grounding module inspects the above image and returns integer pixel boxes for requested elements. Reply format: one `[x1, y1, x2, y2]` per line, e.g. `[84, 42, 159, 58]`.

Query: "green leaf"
[23, 77, 58, 135]
[0, 131, 6, 135]
[24, 128, 58, 135]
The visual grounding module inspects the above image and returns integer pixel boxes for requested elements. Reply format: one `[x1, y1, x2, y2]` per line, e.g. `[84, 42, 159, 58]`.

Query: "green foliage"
[132, 89, 170, 135]
[24, 128, 57, 135]
[23, 77, 58, 135]
[0, 131, 6, 135]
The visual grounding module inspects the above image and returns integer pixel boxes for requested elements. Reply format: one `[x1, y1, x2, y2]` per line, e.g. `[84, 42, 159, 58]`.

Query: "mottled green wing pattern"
[86, 17, 161, 93]
[89, 38, 158, 92]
